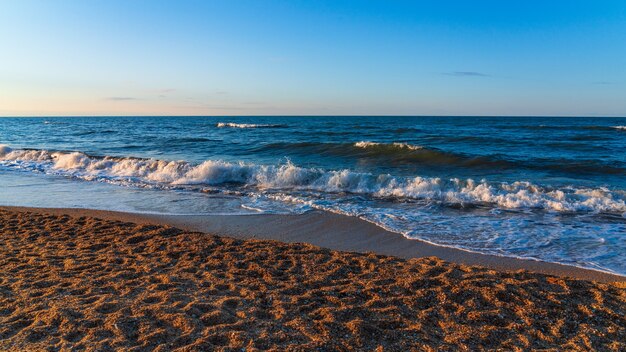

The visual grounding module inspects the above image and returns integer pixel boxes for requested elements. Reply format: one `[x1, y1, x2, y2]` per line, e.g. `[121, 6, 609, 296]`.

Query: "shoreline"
[3, 205, 623, 283]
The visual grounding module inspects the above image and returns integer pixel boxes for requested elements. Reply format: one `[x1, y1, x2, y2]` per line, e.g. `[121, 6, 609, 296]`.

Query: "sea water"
[1, 116, 625, 274]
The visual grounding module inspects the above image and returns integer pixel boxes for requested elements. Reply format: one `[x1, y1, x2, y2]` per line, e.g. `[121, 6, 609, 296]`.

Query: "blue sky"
[0, 0, 625, 116]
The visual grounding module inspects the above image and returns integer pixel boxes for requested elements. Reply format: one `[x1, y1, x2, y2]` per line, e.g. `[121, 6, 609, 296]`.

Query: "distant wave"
[612, 126, 626, 131]
[354, 141, 424, 151]
[256, 141, 626, 176]
[424, 135, 526, 145]
[258, 141, 470, 164]
[73, 130, 117, 136]
[162, 137, 218, 145]
[216, 122, 285, 128]
[1, 145, 625, 214]
[497, 124, 626, 132]
[254, 141, 509, 170]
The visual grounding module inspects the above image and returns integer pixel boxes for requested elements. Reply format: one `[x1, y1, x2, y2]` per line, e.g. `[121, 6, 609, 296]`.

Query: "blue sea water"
[1, 116, 625, 274]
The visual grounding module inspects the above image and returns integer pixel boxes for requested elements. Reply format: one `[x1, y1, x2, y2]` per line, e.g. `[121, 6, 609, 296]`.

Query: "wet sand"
[0, 207, 625, 350]
[4, 206, 624, 283]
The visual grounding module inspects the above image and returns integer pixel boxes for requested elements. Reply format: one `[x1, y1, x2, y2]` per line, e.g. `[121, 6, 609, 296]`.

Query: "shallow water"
[1, 116, 625, 274]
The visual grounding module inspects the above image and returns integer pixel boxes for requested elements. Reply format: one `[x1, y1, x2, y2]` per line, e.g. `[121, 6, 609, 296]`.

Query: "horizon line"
[1, 114, 625, 118]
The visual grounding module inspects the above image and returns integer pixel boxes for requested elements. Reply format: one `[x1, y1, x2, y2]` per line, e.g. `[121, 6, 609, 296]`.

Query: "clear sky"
[1, 0, 625, 116]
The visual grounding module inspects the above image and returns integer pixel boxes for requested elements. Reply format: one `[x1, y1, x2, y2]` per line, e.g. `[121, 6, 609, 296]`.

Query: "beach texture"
[0, 209, 625, 351]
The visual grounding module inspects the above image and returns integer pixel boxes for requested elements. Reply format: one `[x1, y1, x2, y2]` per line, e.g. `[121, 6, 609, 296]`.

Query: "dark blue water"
[1, 116, 625, 274]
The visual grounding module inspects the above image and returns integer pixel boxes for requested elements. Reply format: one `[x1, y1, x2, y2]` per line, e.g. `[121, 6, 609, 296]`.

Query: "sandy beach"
[4, 0, 626, 350]
[1, 207, 624, 351]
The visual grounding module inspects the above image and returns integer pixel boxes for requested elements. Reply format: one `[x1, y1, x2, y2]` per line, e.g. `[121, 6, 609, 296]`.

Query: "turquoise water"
[1, 116, 625, 274]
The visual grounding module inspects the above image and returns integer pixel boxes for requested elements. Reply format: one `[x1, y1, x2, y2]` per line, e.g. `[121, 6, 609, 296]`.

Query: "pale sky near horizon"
[1, 0, 625, 116]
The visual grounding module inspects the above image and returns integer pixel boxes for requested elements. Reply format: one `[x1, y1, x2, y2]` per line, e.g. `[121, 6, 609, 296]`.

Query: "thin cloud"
[105, 96, 137, 101]
[443, 71, 490, 77]
[157, 89, 176, 99]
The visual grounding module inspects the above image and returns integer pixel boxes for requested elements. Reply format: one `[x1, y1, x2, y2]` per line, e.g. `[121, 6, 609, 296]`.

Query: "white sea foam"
[216, 122, 284, 128]
[354, 141, 381, 148]
[1, 145, 625, 214]
[612, 126, 626, 130]
[354, 141, 423, 150]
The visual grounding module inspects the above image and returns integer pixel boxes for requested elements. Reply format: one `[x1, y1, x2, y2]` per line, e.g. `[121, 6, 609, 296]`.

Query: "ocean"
[1, 116, 625, 274]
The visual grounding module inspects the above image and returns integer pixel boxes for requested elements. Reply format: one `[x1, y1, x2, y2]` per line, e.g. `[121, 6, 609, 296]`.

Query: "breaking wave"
[354, 141, 424, 150]
[216, 122, 285, 128]
[255, 141, 625, 175]
[1, 145, 625, 214]
[255, 141, 508, 169]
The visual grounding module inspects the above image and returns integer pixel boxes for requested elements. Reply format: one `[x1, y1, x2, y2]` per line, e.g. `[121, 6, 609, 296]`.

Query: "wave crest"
[354, 141, 423, 151]
[1, 145, 625, 214]
[216, 122, 285, 128]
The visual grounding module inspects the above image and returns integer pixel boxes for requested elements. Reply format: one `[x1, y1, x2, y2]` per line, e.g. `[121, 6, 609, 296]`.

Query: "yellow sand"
[0, 209, 624, 351]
